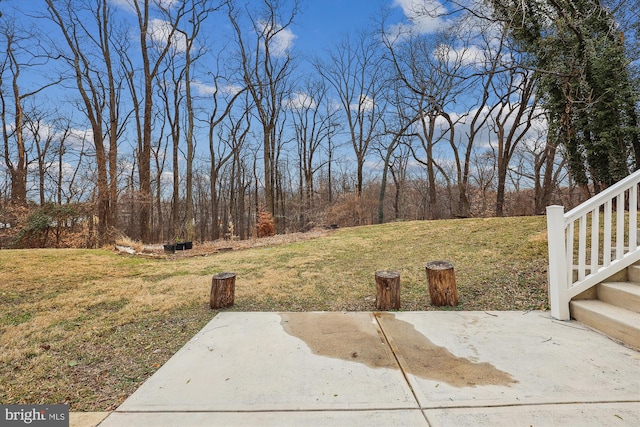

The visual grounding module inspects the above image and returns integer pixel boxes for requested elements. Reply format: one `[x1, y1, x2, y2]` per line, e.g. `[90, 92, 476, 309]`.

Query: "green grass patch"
[0, 216, 550, 411]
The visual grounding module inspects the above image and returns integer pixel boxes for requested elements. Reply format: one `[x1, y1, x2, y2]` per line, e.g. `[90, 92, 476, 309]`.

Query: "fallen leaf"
[68, 360, 78, 367]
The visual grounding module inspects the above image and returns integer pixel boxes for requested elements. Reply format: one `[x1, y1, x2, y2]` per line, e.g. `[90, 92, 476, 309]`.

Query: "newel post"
[546, 205, 570, 320]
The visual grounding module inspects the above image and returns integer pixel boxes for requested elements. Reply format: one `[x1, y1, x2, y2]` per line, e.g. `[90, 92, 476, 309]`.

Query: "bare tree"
[376, 75, 420, 223]
[0, 17, 58, 206]
[199, 58, 248, 240]
[46, 0, 127, 241]
[382, 26, 466, 219]
[228, 0, 299, 230]
[23, 106, 55, 205]
[316, 30, 385, 198]
[151, 106, 168, 242]
[488, 66, 540, 216]
[511, 125, 567, 214]
[125, 0, 188, 242]
[224, 106, 252, 238]
[157, 51, 186, 240]
[288, 77, 337, 226]
[178, 0, 221, 241]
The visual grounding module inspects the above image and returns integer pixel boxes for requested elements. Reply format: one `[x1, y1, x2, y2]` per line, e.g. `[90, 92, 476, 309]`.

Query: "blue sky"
[3, 0, 440, 89]
[288, 0, 446, 57]
[293, 0, 392, 53]
[1, 0, 553, 198]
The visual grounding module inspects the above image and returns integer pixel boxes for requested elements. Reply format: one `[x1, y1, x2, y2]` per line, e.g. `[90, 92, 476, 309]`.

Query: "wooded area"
[0, 0, 638, 248]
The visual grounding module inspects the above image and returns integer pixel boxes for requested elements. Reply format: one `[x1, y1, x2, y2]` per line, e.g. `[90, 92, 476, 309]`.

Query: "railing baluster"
[630, 185, 637, 251]
[617, 193, 625, 259]
[578, 215, 587, 280]
[567, 220, 575, 285]
[591, 208, 599, 275]
[604, 200, 612, 267]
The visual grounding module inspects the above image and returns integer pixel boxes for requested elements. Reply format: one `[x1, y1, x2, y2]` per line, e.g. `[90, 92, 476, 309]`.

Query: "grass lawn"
[0, 216, 550, 411]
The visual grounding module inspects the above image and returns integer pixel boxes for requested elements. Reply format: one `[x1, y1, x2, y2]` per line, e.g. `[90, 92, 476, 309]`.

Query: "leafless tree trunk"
[511, 128, 567, 215]
[316, 30, 385, 198]
[228, 0, 299, 230]
[152, 114, 168, 242]
[382, 28, 464, 219]
[0, 19, 57, 206]
[180, 0, 219, 241]
[157, 55, 185, 240]
[389, 145, 410, 220]
[289, 78, 336, 227]
[128, 0, 187, 242]
[376, 79, 420, 223]
[202, 64, 247, 240]
[24, 109, 55, 205]
[46, 0, 125, 241]
[489, 67, 539, 216]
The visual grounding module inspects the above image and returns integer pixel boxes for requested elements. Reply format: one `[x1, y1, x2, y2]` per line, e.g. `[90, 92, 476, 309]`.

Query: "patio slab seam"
[94, 311, 640, 427]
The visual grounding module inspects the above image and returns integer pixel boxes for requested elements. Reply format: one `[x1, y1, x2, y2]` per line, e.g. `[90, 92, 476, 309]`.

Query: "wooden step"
[570, 300, 640, 350]
[598, 282, 640, 313]
[627, 264, 640, 283]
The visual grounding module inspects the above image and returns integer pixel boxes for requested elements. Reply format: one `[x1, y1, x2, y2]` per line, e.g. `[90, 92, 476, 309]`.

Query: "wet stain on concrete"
[279, 312, 517, 388]
[376, 313, 517, 387]
[279, 312, 397, 370]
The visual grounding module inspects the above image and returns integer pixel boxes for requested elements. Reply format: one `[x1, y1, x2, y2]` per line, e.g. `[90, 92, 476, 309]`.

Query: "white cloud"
[273, 28, 296, 56]
[434, 43, 488, 68]
[350, 95, 375, 112]
[221, 84, 244, 96]
[148, 18, 187, 53]
[258, 20, 296, 57]
[65, 128, 94, 151]
[389, 0, 448, 37]
[191, 81, 218, 96]
[283, 92, 316, 110]
[160, 170, 174, 186]
[155, 0, 180, 9]
[191, 80, 243, 97]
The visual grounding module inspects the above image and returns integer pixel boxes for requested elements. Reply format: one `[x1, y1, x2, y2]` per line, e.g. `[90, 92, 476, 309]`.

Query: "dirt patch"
[128, 229, 332, 258]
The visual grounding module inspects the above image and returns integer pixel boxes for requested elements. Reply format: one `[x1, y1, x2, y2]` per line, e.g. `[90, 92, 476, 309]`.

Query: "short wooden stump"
[375, 270, 401, 310]
[425, 261, 458, 306]
[210, 272, 236, 309]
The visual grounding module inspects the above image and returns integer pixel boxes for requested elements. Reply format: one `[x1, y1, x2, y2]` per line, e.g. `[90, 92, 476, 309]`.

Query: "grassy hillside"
[0, 216, 549, 411]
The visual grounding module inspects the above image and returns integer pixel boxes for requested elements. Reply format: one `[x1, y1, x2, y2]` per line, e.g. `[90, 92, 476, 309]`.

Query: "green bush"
[11, 203, 79, 248]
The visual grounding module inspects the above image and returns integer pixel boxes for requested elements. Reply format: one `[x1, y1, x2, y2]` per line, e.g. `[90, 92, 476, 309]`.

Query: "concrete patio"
[89, 311, 639, 426]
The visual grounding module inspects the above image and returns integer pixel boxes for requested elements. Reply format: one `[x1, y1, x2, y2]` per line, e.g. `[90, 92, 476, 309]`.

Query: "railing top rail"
[564, 170, 640, 223]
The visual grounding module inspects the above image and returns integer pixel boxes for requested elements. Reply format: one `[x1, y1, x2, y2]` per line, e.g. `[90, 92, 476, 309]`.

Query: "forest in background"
[0, 0, 638, 248]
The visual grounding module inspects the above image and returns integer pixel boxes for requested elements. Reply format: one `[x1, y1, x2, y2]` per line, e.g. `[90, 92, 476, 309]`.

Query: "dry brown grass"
[0, 216, 550, 411]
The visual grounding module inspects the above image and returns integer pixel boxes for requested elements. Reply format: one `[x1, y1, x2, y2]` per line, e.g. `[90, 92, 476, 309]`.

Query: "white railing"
[547, 170, 640, 320]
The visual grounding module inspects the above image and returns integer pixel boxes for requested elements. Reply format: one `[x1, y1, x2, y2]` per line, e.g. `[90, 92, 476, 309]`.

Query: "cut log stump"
[425, 261, 458, 306]
[375, 270, 401, 310]
[210, 272, 236, 309]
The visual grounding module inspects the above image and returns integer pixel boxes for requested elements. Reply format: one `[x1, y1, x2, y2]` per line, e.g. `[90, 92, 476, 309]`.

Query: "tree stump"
[375, 270, 401, 310]
[425, 261, 458, 306]
[210, 272, 236, 309]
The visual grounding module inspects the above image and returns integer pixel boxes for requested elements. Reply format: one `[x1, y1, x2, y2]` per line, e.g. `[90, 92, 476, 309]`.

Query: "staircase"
[546, 170, 640, 350]
[570, 264, 640, 350]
